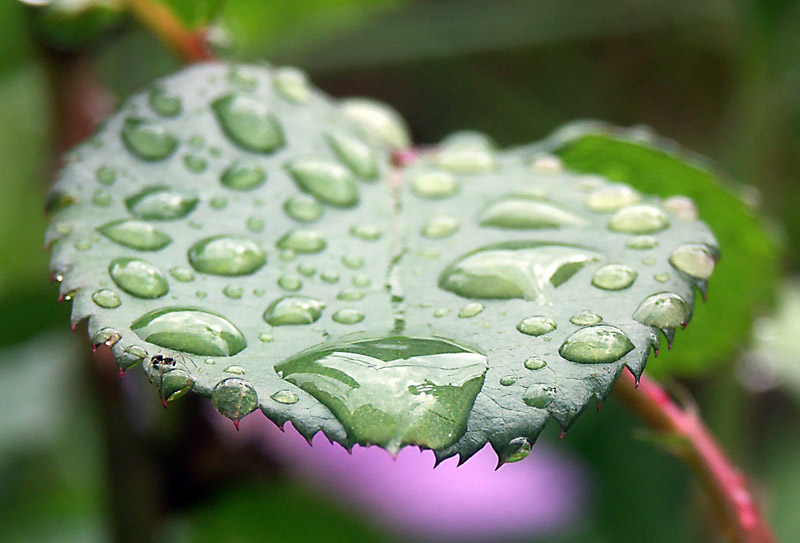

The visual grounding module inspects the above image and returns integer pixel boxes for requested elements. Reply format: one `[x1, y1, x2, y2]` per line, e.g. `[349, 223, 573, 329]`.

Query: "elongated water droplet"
[285, 158, 359, 208]
[121, 117, 178, 161]
[480, 197, 585, 229]
[212, 94, 284, 153]
[669, 244, 716, 280]
[524, 357, 546, 370]
[221, 160, 266, 190]
[422, 216, 460, 239]
[271, 390, 299, 404]
[458, 302, 484, 318]
[278, 274, 303, 291]
[626, 235, 659, 250]
[410, 170, 459, 199]
[436, 132, 496, 174]
[340, 98, 411, 149]
[332, 308, 365, 324]
[350, 223, 382, 241]
[148, 87, 182, 117]
[273, 66, 312, 103]
[92, 289, 121, 308]
[586, 184, 641, 212]
[327, 132, 378, 180]
[169, 266, 194, 282]
[276, 229, 326, 254]
[109, 258, 169, 299]
[337, 289, 365, 301]
[517, 316, 556, 336]
[559, 325, 634, 364]
[592, 264, 637, 290]
[264, 296, 325, 326]
[188, 235, 266, 276]
[632, 292, 690, 328]
[132, 307, 247, 356]
[213, 378, 258, 423]
[125, 186, 199, 220]
[284, 194, 324, 223]
[224, 365, 246, 375]
[608, 205, 669, 234]
[99, 220, 172, 250]
[570, 310, 602, 326]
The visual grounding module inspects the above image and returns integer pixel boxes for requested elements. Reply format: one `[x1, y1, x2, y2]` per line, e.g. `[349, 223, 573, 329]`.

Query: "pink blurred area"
[214, 409, 592, 541]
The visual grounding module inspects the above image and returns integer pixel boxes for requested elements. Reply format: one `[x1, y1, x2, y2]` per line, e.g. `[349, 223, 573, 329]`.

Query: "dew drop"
[529, 154, 563, 174]
[410, 170, 459, 199]
[320, 270, 340, 283]
[350, 223, 382, 241]
[92, 189, 111, 207]
[223, 284, 243, 299]
[98, 220, 172, 251]
[258, 333, 274, 343]
[188, 235, 266, 276]
[169, 266, 194, 282]
[119, 345, 148, 371]
[284, 194, 324, 223]
[480, 197, 585, 229]
[592, 264, 638, 290]
[499, 375, 517, 386]
[654, 272, 670, 283]
[221, 160, 267, 190]
[125, 186, 199, 220]
[148, 87, 182, 117]
[276, 229, 327, 254]
[517, 316, 556, 336]
[74, 240, 92, 251]
[608, 205, 669, 234]
[92, 327, 121, 348]
[524, 357, 547, 370]
[332, 308, 365, 325]
[352, 274, 371, 288]
[285, 158, 359, 208]
[337, 289, 365, 301]
[212, 94, 285, 153]
[188, 134, 205, 149]
[504, 437, 532, 463]
[632, 292, 690, 329]
[433, 308, 450, 318]
[340, 98, 411, 149]
[435, 132, 496, 174]
[421, 216, 460, 239]
[184, 154, 207, 173]
[626, 235, 659, 250]
[121, 117, 178, 161]
[570, 310, 602, 325]
[96, 166, 116, 185]
[327, 132, 379, 180]
[278, 274, 303, 292]
[273, 66, 312, 103]
[523, 384, 557, 409]
[109, 258, 169, 299]
[271, 390, 299, 404]
[156, 368, 194, 403]
[224, 365, 246, 375]
[297, 263, 316, 277]
[586, 184, 641, 212]
[559, 325, 635, 364]
[92, 289, 121, 309]
[458, 302, 484, 318]
[209, 196, 228, 210]
[342, 255, 365, 269]
[669, 244, 716, 280]
[131, 307, 247, 356]
[264, 296, 325, 326]
[246, 216, 264, 233]
[212, 377, 258, 423]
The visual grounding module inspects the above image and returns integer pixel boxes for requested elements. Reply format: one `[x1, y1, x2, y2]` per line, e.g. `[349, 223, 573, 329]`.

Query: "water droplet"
[264, 296, 325, 326]
[224, 365, 246, 375]
[223, 284, 243, 299]
[188, 134, 205, 149]
[559, 325, 634, 364]
[92, 189, 111, 207]
[109, 258, 169, 299]
[592, 264, 638, 290]
[96, 166, 116, 185]
[169, 266, 194, 282]
[517, 316, 556, 336]
[669, 244, 716, 280]
[352, 274, 371, 288]
[433, 308, 450, 318]
[148, 87, 182, 117]
[258, 333, 274, 343]
[92, 289, 121, 308]
[332, 308, 365, 324]
[524, 357, 547, 370]
[523, 385, 557, 409]
[188, 235, 266, 276]
[125, 186, 199, 220]
[212, 94, 285, 153]
[279, 249, 297, 262]
[278, 274, 303, 291]
[98, 220, 172, 250]
[436, 132, 496, 174]
[221, 160, 267, 190]
[320, 270, 340, 283]
[570, 310, 602, 325]
[458, 302, 484, 318]
[654, 272, 670, 283]
[342, 255, 364, 269]
[410, 170, 459, 199]
[285, 158, 359, 208]
[337, 289, 365, 301]
[183, 154, 207, 173]
[480, 196, 585, 229]
[246, 216, 264, 233]
[156, 368, 194, 403]
[276, 229, 326, 254]
[119, 345, 148, 371]
[586, 184, 641, 212]
[340, 98, 411, 149]
[499, 375, 517, 386]
[271, 390, 299, 404]
[132, 307, 247, 356]
[440, 242, 599, 302]
[421, 216, 460, 239]
[504, 437, 532, 463]
[213, 378, 258, 423]
[626, 235, 659, 250]
[121, 117, 178, 161]
[74, 240, 92, 251]
[92, 327, 121, 348]
[642, 257, 656, 266]
[664, 196, 699, 221]
[297, 263, 316, 277]
[284, 194, 324, 223]
[276, 336, 487, 450]
[632, 292, 690, 328]
[529, 154, 563, 174]
[273, 66, 312, 103]
[608, 205, 669, 234]
[327, 132, 379, 180]
[350, 223, 382, 241]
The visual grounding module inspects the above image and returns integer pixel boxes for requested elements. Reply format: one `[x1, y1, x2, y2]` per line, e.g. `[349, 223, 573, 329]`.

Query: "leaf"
[47, 63, 718, 464]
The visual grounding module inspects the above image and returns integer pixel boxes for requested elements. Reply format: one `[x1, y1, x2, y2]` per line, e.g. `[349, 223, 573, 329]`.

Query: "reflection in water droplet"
[458, 302, 484, 318]
[436, 132, 496, 174]
[224, 365, 246, 375]
[121, 117, 178, 161]
[99, 220, 172, 251]
[264, 296, 325, 326]
[276, 229, 326, 254]
[156, 369, 194, 403]
[109, 258, 169, 299]
[480, 197, 585, 229]
[125, 186, 199, 220]
[342, 255, 364, 269]
[221, 160, 267, 190]
[524, 357, 547, 370]
[213, 378, 258, 423]
[92, 327, 121, 347]
[169, 266, 194, 282]
[517, 316, 556, 336]
[410, 170, 459, 199]
[278, 274, 303, 292]
[340, 98, 411, 149]
[350, 224, 382, 241]
[92, 289, 121, 308]
[327, 132, 379, 180]
[275, 336, 487, 451]
[274, 66, 312, 103]
[504, 437, 532, 463]
[271, 390, 299, 404]
[422, 216, 460, 239]
[669, 244, 716, 280]
[184, 154, 207, 173]
[626, 236, 659, 250]
[284, 194, 324, 223]
[337, 289, 365, 301]
[664, 196, 699, 221]
[654, 272, 670, 283]
[499, 375, 517, 386]
[132, 307, 247, 356]
[332, 308, 365, 324]
[96, 166, 116, 185]
[608, 205, 669, 234]
[188, 235, 266, 276]
[570, 310, 602, 325]
[592, 264, 637, 290]
[559, 325, 634, 364]
[212, 94, 285, 153]
[633, 292, 690, 328]
[92, 189, 111, 207]
[586, 184, 641, 212]
[285, 158, 359, 208]
[148, 87, 182, 117]
[223, 284, 243, 299]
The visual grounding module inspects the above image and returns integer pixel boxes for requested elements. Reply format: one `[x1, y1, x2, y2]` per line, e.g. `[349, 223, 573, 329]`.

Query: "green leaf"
[47, 63, 718, 464]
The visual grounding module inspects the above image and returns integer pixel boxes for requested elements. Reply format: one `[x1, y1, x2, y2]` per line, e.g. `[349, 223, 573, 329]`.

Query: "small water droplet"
[74, 240, 92, 251]
[499, 375, 517, 386]
[642, 257, 656, 266]
[109, 258, 169, 299]
[92, 289, 121, 308]
[223, 365, 246, 375]
[480, 196, 585, 229]
[586, 184, 641, 212]
[213, 378, 258, 423]
[632, 292, 690, 328]
[654, 272, 670, 283]
[92, 327, 121, 348]
[352, 274, 371, 288]
[458, 302, 484, 318]
[421, 216, 460, 239]
[517, 316, 557, 336]
[188, 235, 266, 276]
[337, 289, 365, 301]
[96, 166, 116, 185]
[410, 170, 459, 199]
[273, 66, 312, 103]
[320, 270, 340, 283]
[570, 310, 602, 325]
[297, 263, 316, 277]
[195, 290, 207, 299]
[529, 154, 563, 174]
[559, 325, 635, 364]
[121, 117, 178, 161]
[271, 389, 299, 404]
[125, 186, 199, 220]
[264, 296, 325, 326]
[258, 333, 274, 343]
[221, 160, 267, 190]
[523, 384, 557, 409]
[276, 229, 327, 254]
[342, 254, 365, 269]
[433, 308, 450, 318]
[132, 307, 247, 356]
[669, 244, 716, 280]
[204, 358, 216, 365]
[592, 264, 637, 290]
[212, 94, 285, 153]
[285, 158, 359, 208]
[327, 132, 379, 180]
[169, 266, 195, 282]
[279, 249, 297, 262]
[436, 132, 496, 174]
[608, 205, 669, 234]
[664, 196, 699, 221]
[524, 357, 547, 370]
[340, 98, 411, 149]
[183, 154, 207, 173]
[504, 437, 532, 463]
[92, 189, 111, 207]
[350, 223, 382, 241]
[223, 284, 243, 299]
[332, 308, 365, 324]
[278, 274, 303, 291]
[246, 216, 264, 233]
[99, 220, 172, 250]
[188, 134, 205, 149]
[626, 235, 659, 250]
[209, 196, 228, 210]
[284, 194, 324, 223]
[119, 345, 148, 371]
[148, 87, 182, 117]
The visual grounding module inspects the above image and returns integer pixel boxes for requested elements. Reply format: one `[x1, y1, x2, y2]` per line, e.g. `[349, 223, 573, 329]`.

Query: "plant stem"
[612, 370, 774, 543]
[126, 0, 215, 63]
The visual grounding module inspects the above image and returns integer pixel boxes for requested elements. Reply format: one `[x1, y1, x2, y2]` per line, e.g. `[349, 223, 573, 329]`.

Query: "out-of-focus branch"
[126, 0, 215, 63]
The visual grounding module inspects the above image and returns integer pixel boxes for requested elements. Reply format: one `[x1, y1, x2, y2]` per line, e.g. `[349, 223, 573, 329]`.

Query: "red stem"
[126, 0, 215, 63]
[613, 370, 774, 543]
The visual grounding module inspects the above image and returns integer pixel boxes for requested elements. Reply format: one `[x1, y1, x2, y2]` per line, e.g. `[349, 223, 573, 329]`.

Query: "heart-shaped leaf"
[47, 63, 717, 464]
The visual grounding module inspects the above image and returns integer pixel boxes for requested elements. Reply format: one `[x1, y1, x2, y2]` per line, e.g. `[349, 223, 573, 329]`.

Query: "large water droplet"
[326, 132, 379, 180]
[608, 205, 669, 234]
[285, 158, 359, 208]
[284, 194, 324, 223]
[212, 94, 285, 153]
[220, 160, 267, 191]
[148, 87, 182, 117]
[559, 325, 635, 364]
[275, 336, 487, 451]
[410, 170, 459, 199]
[132, 307, 247, 356]
[503, 437, 532, 463]
[109, 258, 169, 299]
[264, 296, 325, 326]
[517, 316, 556, 336]
[188, 236, 266, 276]
[273, 66, 312, 103]
[340, 98, 411, 149]
[276, 229, 326, 254]
[332, 308, 365, 324]
[480, 196, 585, 229]
[98, 220, 172, 251]
[156, 368, 194, 404]
[435, 132, 496, 174]
[121, 118, 178, 161]
[632, 293, 690, 328]
[125, 186, 199, 220]
[92, 289, 121, 309]
[592, 264, 637, 290]
[669, 244, 716, 280]
[586, 184, 641, 212]
[213, 378, 258, 423]
[439, 242, 599, 302]
[421, 216, 460, 239]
